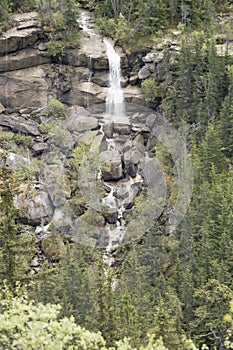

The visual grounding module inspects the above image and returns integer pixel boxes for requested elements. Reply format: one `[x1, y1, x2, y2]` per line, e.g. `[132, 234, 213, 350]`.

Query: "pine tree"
[0, 152, 35, 290]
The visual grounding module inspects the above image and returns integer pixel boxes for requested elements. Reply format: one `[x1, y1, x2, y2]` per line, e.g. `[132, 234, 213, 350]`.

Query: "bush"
[46, 36, 66, 57]
[45, 98, 66, 119]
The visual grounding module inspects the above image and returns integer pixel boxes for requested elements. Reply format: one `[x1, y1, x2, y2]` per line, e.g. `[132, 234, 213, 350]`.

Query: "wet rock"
[104, 210, 118, 224]
[103, 122, 113, 138]
[92, 71, 109, 87]
[113, 120, 131, 135]
[124, 185, 141, 209]
[121, 77, 128, 88]
[129, 74, 138, 85]
[101, 150, 123, 180]
[67, 34, 109, 70]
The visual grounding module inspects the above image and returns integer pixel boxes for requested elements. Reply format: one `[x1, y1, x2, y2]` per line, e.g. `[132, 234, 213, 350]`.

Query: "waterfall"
[104, 39, 125, 118]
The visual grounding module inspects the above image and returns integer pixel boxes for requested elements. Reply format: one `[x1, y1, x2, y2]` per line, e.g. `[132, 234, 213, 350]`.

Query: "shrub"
[45, 98, 66, 119]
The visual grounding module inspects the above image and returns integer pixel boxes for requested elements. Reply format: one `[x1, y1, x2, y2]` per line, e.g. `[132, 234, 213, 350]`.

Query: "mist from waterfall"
[104, 39, 125, 118]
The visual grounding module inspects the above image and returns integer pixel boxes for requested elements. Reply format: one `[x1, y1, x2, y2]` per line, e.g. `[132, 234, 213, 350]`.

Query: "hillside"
[0, 1, 233, 349]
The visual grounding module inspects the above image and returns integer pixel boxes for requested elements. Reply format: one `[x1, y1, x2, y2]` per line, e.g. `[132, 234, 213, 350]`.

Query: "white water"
[104, 39, 125, 118]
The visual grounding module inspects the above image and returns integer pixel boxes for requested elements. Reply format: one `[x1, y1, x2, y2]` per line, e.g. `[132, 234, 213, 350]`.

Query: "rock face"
[0, 10, 143, 111]
[0, 48, 50, 72]
[0, 66, 48, 109]
[0, 12, 41, 56]
[68, 81, 107, 107]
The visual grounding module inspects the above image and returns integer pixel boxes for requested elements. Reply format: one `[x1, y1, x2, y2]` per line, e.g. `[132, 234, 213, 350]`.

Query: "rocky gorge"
[0, 10, 168, 269]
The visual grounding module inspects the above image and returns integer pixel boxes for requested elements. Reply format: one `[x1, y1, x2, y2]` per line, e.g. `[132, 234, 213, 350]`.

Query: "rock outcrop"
[0, 66, 48, 108]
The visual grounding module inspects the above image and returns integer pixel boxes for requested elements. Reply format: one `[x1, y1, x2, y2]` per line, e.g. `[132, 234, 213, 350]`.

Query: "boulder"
[6, 152, 30, 169]
[0, 66, 48, 109]
[129, 74, 138, 85]
[101, 150, 123, 180]
[43, 164, 71, 207]
[0, 48, 51, 72]
[0, 114, 40, 136]
[104, 210, 118, 224]
[32, 142, 48, 155]
[68, 80, 107, 107]
[76, 132, 108, 152]
[15, 188, 54, 225]
[103, 122, 113, 138]
[138, 66, 151, 80]
[65, 110, 98, 133]
[113, 120, 131, 135]
[142, 51, 164, 64]
[123, 147, 144, 178]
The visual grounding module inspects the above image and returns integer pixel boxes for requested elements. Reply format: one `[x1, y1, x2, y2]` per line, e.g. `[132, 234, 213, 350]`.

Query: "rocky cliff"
[0, 11, 161, 266]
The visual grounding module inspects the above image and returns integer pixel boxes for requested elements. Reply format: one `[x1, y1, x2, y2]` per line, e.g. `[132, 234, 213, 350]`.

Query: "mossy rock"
[80, 209, 105, 227]
[69, 196, 86, 216]
[42, 233, 64, 261]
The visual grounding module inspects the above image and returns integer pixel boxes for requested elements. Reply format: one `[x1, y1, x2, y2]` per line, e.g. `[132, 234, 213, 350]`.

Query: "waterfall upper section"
[104, 39, 125, 119]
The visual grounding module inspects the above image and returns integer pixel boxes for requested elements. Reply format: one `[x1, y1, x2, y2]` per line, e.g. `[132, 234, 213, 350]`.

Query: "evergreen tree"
[0, 152, 35, 290]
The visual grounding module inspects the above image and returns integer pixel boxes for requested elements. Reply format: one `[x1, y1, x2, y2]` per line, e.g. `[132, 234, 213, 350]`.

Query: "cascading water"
[78, 12, 143, 258]
[104, 39, 125, 118]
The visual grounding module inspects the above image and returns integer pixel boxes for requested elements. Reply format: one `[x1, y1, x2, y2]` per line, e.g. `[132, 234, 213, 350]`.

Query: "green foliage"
[46, 35, 66, 57]
[0, 0, 11, 29]
[40, 0, 80, 54]
[0, 153, 35, 289]
[0, 282, 107, 350]
[193, 280, 233, 349]
[45, 98, 67, 118]
[0, 130, 33, 148]
[142, 77, 161, 109]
